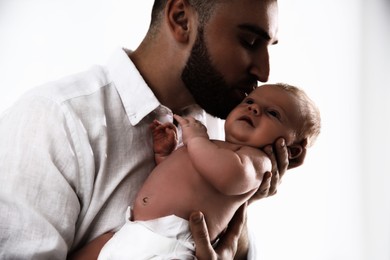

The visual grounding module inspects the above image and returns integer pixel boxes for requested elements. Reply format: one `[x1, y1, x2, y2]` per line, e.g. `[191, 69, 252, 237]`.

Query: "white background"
[1, 1, 389, 260]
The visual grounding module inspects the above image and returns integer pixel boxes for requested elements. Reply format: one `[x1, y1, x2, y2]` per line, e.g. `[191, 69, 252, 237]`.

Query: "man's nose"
[249, 48, 270, 83]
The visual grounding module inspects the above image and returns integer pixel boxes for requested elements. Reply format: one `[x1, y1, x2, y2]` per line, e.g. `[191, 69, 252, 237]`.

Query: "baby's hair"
[272, 83, 321, 148]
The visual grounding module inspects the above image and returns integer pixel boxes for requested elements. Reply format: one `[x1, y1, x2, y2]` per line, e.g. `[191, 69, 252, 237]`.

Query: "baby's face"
[224, 85, 302, 148]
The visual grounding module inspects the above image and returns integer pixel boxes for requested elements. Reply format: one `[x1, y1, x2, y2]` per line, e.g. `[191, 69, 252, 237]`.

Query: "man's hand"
[189, 203, 248, 260]
[249, 137, 307, 203]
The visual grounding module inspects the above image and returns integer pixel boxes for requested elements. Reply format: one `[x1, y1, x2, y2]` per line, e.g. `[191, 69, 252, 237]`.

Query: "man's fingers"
[216, 203, 247, 258]
[264, 145, 279, 196]
[264, 138, 288, 196]
[274, 138, 289, 178]
[250, 171, 272, 203]
[189, 211, 216, 260]
[189, 206, 247, 260]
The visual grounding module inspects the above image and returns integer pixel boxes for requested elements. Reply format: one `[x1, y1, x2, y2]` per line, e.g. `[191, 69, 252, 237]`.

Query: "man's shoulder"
[24, 65, 112, 104]
[0, 65, 119, 128]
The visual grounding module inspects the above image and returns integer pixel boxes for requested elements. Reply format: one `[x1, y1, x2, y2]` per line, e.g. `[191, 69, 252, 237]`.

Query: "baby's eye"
[244, 98, 254, 104]
[267, 110, 281, 119]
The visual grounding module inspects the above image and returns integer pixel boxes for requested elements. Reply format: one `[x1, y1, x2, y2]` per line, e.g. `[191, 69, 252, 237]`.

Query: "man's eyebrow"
[238, 24, 279, 45]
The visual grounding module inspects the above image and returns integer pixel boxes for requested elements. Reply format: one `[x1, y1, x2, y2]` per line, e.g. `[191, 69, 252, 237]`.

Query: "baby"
[72, 83, 321, 259]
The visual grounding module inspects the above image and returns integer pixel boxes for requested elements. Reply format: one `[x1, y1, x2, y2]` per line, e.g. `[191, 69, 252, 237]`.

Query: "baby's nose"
[248, 105, 259, 115]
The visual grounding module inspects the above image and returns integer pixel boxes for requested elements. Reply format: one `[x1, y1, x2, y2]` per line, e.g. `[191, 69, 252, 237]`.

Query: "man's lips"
[231, 84, 257, 102]
[231, 89, 247, 102]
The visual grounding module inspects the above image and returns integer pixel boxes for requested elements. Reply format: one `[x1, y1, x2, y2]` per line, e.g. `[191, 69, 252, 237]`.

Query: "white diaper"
[98, 207, 196, 260]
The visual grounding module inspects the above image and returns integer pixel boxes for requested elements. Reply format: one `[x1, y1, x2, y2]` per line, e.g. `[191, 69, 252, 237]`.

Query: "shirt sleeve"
[0, 96, 81, 259]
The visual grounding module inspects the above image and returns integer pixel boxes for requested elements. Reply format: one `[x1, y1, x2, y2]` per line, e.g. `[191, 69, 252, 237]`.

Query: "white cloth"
[0, 48, 177, 259]
[98, 207, 195, 259]
[0, 48, 257, 259]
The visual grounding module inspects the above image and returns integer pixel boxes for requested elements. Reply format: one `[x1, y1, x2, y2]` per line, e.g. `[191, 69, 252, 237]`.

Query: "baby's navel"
[142, 196, 149, 206]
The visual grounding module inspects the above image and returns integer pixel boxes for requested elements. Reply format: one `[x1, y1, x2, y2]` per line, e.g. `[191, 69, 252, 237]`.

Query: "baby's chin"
[225, 136, 263, 148]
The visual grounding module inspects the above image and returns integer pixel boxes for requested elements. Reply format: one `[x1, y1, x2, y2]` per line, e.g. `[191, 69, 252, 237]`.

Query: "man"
[0, 0, 306, 259]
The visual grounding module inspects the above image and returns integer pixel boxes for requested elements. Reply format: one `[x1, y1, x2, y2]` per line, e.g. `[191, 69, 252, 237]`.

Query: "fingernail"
[280, 139, 285, 147]
[191, 212, 203, 223]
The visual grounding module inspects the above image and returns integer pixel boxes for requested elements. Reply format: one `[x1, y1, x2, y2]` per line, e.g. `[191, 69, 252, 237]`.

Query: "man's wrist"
[234, 220, 249, 260]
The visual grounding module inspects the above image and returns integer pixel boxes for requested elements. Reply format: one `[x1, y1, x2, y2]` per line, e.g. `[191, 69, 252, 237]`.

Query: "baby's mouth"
[238, 115, 254, 127]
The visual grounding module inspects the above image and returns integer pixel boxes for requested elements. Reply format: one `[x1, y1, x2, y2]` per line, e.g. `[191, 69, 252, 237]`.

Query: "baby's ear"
[288, 144, 303, 160]
[288, 139, 308, 169]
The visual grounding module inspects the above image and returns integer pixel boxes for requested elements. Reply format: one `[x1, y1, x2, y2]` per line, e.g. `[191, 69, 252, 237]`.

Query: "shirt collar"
[106, 48, 161, 125]
[106, 48, 206, 126]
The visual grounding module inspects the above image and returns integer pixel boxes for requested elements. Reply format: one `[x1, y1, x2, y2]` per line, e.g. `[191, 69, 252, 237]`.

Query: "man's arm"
[68, 232, 114, 260]
[250, 137, 297, 202]
[0, 97, 81, 258]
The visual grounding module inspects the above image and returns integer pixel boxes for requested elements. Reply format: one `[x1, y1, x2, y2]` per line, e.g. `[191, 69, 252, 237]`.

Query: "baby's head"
[224, 83, 321, 160]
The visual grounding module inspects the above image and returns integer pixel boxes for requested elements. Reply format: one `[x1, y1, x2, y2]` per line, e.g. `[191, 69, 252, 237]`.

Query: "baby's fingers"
[173, 114, 189, 126]
[149, 119, 162, 130]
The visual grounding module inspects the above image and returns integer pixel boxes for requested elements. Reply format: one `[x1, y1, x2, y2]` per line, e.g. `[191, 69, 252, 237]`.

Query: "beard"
[181, 28, 240, 119]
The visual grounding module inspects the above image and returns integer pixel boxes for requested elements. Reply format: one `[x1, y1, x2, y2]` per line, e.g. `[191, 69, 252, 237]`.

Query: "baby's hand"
[173, 114, 209, 145]
[150, 120, 178, 156]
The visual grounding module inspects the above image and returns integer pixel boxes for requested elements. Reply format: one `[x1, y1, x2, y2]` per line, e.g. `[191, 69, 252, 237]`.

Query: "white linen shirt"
[0, 48, 257, 259]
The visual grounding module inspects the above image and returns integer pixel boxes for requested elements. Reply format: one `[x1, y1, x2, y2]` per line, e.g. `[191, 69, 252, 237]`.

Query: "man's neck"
[127, 45, 195, 114]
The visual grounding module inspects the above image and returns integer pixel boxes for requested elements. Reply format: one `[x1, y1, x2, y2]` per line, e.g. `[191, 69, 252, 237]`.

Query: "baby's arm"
[174, 114, 272, 195]
[149, 119, 178, 164]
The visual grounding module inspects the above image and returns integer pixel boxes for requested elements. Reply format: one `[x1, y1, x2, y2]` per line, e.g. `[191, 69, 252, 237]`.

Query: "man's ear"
[166, 0, 192, 43]
[288, 144, 303, 160]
